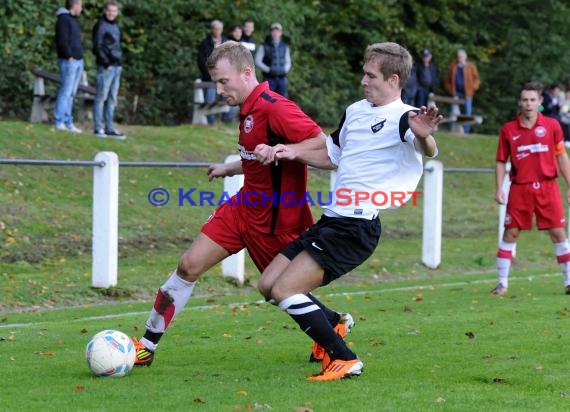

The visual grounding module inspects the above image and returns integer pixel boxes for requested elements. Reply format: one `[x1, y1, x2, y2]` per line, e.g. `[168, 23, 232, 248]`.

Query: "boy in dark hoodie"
[54, 0, 84, 133]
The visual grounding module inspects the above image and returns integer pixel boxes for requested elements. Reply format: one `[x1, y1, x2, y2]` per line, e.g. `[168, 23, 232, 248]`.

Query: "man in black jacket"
[54, 0, 84, 133]
[92, 0, 125, 139]
[197, 20, 227, 125]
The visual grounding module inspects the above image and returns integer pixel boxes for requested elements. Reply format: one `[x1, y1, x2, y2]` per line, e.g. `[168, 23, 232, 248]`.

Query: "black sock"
[280, 294, 356, 360]
[306, 293, 341, 326]
[142, 330, 163, 348]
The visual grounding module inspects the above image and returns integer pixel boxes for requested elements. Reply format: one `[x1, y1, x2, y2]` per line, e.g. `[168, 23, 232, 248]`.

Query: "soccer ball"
[85, 329, 136, 377]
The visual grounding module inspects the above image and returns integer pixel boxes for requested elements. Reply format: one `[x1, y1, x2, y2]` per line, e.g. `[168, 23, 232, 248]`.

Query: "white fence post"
[422, 160, 443, 269]
[92, 152, 119, 288]
[221, 154, 245, 284]
[498, 163, 515, 256]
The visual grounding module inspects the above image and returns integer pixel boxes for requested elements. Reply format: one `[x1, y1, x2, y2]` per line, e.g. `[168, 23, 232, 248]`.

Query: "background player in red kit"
[133, 41, 352, 366]
[492, 81, 570, 296]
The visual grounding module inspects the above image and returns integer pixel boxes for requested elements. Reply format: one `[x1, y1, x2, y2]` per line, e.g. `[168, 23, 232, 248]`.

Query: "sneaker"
[307, 358, 363, 381]
[490, 283, 508, 296]
[66, 124, 82, 133]
[133, 337, 154, 366]
[54, 123, 67, 131]
[565, 285, 570, 295]
[94, 129, 107, 138]
[309, 312, 355, 363]
[105, 129, 126, 140]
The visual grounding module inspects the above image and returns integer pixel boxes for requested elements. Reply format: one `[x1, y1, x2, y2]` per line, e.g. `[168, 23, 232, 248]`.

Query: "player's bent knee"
[257, 278, 272, 300]
[177, 255, 205, 282]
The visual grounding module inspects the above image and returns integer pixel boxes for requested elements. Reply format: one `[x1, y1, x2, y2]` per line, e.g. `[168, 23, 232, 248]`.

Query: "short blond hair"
[207, 41, 255, 73]
[364, 42, 413, 88]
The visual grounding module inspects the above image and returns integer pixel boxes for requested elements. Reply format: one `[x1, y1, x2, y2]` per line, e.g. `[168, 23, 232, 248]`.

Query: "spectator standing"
[542, 83, 570, 146]
[444, 49, 481, 133]
[227, 23, 242, 42]
[54, 0, 84, 133]
[415, 49, 439, 108]
[197, 20, 227, 124]
[255, 22, 291, 97]
[402, 65, 417, 105]
[240, 18, 256, 54]
[92, 0, 125, 139]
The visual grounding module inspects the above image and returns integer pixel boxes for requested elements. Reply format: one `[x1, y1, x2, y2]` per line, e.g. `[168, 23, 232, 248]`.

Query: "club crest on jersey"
[535, 126, 546, 138]
[244, 115, 254, 133]
[371, 118, 387, 133]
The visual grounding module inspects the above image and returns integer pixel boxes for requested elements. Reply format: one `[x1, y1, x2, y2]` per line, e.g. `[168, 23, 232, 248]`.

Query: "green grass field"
[2, 273, 570, 411]
[2, 120, 570, 411]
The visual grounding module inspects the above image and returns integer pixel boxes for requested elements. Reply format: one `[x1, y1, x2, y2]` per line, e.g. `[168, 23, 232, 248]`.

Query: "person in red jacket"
[492, 81, 570, 296]
[444, 49, 480, 133]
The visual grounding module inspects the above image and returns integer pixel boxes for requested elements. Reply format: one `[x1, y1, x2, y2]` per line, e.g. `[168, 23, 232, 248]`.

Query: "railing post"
[422, 160, 443, 269]
[221, 154, 245, 284]
[192, 79, 207, 125]
[498, 163, 515, 256]
[92, 152, 119, 288]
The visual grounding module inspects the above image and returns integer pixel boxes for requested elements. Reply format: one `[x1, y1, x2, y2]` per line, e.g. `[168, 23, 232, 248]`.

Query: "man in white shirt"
[254, 42, 442, 381]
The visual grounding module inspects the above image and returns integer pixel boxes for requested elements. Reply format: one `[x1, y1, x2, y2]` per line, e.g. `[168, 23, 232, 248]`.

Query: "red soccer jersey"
[496, 113, 564, 183]
[236, 82, 321, 234]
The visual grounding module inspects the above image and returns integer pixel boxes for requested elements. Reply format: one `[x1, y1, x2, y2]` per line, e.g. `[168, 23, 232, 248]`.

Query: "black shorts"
[281, 215, 382, 285]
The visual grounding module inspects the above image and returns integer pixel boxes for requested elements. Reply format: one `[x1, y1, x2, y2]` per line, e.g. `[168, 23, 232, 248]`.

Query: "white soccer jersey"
[325, 98, 435, 219]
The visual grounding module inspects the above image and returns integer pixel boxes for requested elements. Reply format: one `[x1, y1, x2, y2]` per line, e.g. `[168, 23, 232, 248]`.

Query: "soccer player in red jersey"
[492, 81, 570, 296]
[133, 41, 351, 366]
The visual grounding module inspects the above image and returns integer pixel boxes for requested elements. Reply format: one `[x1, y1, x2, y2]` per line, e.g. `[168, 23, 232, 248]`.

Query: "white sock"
[145, 270, 195, 334]
[554, 240, 570, 286]
[497, 241, 516, 288]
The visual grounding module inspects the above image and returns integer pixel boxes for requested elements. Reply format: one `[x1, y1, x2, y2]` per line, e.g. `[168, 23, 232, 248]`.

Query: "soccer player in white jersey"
[253, 42, 442, 381]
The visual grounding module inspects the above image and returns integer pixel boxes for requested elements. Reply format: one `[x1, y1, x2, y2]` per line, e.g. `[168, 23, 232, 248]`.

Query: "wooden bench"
[192, 79, 230, 125]
[427, 93, 483, 134]
[30, 68, 96, 123]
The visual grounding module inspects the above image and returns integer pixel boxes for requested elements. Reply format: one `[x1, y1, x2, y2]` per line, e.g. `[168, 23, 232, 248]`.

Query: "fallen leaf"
[80, 328, 88, 334]
[435, 397, 446, 403]
[403, 305, 412, 312]
[295, 407, 313, 412]
[465, 331, 475, 339]
[492, 377, 505, 383]
[193, 397, 205, 403]
[413, 294, 423, 302]
[36, 351, 55, 357]
[236, 390, 248, 396]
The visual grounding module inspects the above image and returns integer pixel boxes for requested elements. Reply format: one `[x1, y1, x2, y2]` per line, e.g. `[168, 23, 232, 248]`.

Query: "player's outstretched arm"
[495, 161, 507, 204]
[409, 106, 442, 157]
[254, 133, 335, 169]
[275, 133, 336, 169]
[207, 160, 242, 181]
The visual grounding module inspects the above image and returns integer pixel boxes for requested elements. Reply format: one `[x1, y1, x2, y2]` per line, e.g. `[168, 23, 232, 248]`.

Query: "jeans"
[455, 91, 473, 133]
[267, 76, 288, 97]
[54, 58, 84, 126]
[204, 85, 216, 125]
[93, 65, 122, 132]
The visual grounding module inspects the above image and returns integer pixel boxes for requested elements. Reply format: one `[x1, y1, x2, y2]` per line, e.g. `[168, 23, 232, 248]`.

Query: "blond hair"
[364, 42, 413, 88]
[206, 41, 255, 73]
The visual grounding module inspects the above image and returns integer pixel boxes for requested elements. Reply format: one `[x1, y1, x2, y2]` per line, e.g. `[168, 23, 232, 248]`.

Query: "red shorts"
[201, 202, 305, 272]
[505, 179, 566, 230]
